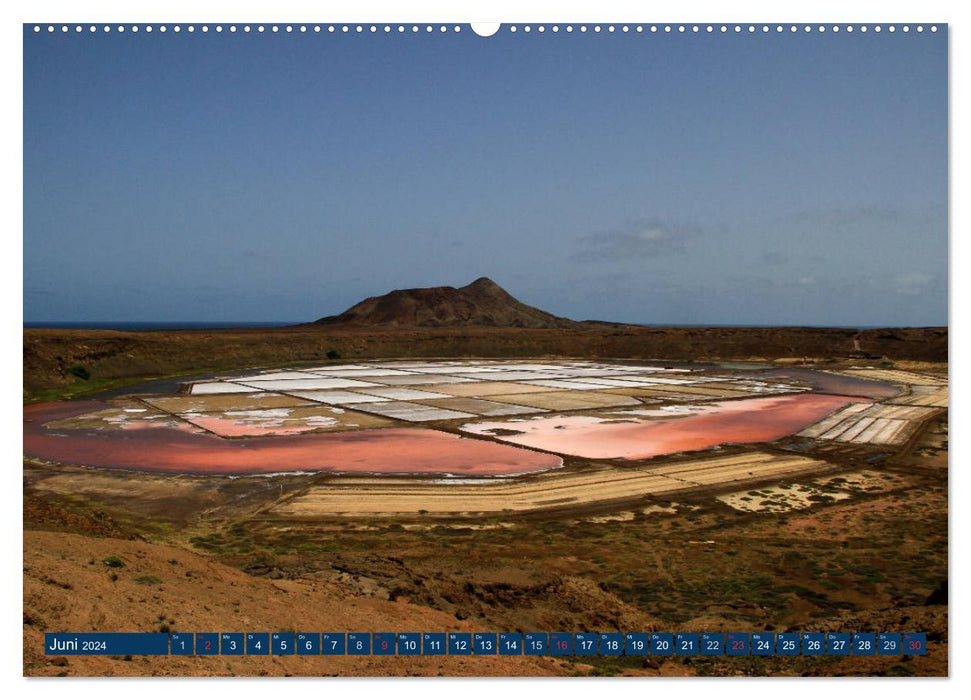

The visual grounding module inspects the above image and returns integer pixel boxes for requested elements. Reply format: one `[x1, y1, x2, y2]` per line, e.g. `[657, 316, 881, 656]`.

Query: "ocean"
[23, 322, 298, 331]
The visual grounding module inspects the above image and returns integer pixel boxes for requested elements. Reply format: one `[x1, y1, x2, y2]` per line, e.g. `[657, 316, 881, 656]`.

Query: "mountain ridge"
[311, 277, 582, 329]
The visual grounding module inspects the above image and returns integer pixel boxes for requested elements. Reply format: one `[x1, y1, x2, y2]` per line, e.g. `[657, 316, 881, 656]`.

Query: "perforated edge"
[29, 23, 942, 35]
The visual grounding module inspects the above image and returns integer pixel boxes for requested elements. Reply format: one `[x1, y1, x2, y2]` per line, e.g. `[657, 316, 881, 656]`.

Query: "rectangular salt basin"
[569, 377, 660, 388]
[406, 365, 506, 374]
[189, 381, 257, 395]
[289, 390, 390, 405]
[375, 362, 468, 370]
[837, 417, 877, 442]
[797, 403, 873, 438]
[369, 375, 476, 385]
[551, 368, 628, 378]
[488, 391, 641, 410]
[609, 366, 690, 374]
[872, 420, 910, 444]
[523, 379, 617, 390]
[889, 388, 948, 408]
[488, 364, 568, 372]
[229, 371, 325, 381]
[307, 368, 416, 377]
[416, 397, 542, 416]
[357, 387, 451, 400]
[850, 417, 896, 444]
[175, 405, 400, 437]
[869, 404, 938, 420]
[418, 381, 556, 397]
[453, 371, 568, 381]
[690, 381, 751, 390]
[357, 362, 426, 368]
[238, 377, 381, 391]
[145, 392, 315, 413]
[298, 364, 371, 372]
[629, 366, 692, 373]
[624, 376, 702, 385]
[361, 401, 476, 422]
[819, 417, 866, 441]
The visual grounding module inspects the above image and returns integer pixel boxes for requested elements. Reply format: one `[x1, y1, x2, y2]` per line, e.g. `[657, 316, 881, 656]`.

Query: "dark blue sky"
[23, 25, 947, 325]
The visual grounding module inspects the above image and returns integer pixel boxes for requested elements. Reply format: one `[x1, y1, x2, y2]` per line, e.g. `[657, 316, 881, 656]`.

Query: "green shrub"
[67, 365, 90, 380]
[326, 349, 342, 360]
[102, 555, 125, 568]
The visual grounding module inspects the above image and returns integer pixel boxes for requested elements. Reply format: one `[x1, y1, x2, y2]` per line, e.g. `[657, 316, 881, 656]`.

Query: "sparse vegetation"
[23, 326, 946, 403]
[66, 365, 90, 380]
[21, 346, 948, 677]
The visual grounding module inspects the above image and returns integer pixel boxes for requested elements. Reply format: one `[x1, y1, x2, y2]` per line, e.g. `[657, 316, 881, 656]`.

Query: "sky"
[23, 25, 948, 326]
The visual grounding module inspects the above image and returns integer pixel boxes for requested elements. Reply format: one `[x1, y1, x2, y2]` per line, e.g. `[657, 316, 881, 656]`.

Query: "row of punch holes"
[32, 24, 940, 35]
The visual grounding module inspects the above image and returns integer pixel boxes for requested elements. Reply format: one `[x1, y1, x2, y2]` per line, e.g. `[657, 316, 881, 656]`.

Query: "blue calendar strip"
[44, 633, 169, 655]
[43, 631, 929, 657]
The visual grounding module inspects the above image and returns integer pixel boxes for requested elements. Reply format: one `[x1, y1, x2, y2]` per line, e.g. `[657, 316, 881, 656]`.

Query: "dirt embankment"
[23, 526, 947, 677]
[23, 325, 947, 399]
[23, 530, 574, 677]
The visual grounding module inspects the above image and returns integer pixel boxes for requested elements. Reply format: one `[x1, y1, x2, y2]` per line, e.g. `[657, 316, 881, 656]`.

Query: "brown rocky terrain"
[22, 280, 948, 677]
[22, 277, 947, 400]
[24, 477, 947, 677]
[312, 277, 580, 329]
[23, 325, 947, 401]
[23, 530, 572, 677]
[22, 386, 949, 677]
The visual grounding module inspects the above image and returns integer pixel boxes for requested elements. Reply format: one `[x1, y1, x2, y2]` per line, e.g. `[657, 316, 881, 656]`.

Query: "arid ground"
[23, 327, 948, 677]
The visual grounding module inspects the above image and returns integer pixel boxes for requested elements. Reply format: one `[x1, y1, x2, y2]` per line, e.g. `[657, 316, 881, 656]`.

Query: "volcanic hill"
[313, 277, 581, 329]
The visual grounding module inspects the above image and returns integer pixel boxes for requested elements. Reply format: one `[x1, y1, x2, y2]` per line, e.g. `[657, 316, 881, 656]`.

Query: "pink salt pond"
[23, 401, 561, 477]
[461, 393, 864, 459]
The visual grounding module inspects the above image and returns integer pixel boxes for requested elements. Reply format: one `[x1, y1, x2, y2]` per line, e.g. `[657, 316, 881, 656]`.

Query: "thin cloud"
[240, 248, 274, 262]
[759, 250, 789, 266]
[894, 271, 934, 296]
[786, 206, 900, 228]
[575, 218, 700, 262]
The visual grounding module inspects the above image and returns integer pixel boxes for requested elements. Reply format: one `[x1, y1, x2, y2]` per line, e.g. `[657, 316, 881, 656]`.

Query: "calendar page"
[19, 4, 949, 684]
